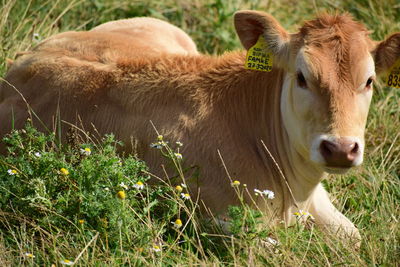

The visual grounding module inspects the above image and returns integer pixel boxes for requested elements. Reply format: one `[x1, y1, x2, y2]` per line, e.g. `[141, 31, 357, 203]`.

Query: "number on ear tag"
[386, 59, 400, 88]
[244, 35, 273, 72]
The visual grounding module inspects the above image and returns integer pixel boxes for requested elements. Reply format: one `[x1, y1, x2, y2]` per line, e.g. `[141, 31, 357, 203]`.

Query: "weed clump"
[0, 123, 181, 251]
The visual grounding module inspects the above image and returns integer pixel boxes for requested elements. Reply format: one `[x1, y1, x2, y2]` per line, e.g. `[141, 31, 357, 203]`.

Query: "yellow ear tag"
[244, 35, 273, 72]
[386, 59, 400, 88]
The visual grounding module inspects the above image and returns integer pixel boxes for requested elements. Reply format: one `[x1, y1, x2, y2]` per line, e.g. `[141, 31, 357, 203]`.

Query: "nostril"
[351, 142, 359, 155]
[320, 140, 335, 157]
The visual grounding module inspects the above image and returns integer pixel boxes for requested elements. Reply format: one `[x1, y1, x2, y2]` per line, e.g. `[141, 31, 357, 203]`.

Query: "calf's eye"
[366, 77, 373, 88]
[297, 72, 307, 89]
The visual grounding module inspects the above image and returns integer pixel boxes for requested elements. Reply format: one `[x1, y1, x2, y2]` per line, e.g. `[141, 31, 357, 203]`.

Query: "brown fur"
[90, 17, 198, 55]
[1, 12, 400, 238]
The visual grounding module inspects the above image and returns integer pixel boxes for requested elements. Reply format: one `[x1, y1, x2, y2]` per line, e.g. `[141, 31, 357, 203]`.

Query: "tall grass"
[0, 0, 399, 266]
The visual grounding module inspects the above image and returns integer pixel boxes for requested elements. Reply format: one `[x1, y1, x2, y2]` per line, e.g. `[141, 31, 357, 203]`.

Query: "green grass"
[0, 0, 399, 266]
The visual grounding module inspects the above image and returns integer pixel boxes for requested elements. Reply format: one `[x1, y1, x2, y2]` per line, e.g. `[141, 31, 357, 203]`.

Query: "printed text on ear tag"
[386, 59, 400, 88]
[244, 35, 273, 72]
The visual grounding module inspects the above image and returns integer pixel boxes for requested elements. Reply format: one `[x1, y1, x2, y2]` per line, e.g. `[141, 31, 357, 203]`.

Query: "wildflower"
[78, 219, 85, 224]
[7, 169, 17, 175]
[266, 237, 279, 246]
[80, 147, 91, 156]
[104, 187, 110, 191]
[24, 252, 35, 258]
[231, 180, 241, 187]
[181, 193, 190, 200]
[117, 191, 126, 199]
[60, 168, 69, 175]
[133, 181, 144, 190]
[293, 210, 314, 220]
[172, 218, 183, 229]
[119, 182, 129, 190]
[34, 152, 41, 158]
[32, 33, 41, 42]
[174, 153, 183, 159]
[176, 141, 183, 146]
[175, 185, 183, 192]
[157, 135, 163, 141]
[151, 245, 162, 252]
[254, 189, 262, 196]
[150, 142, 163, 149]
[254, 188, 275, 199]
[263, 189, 275, 199]
[59, 259, 74, 265]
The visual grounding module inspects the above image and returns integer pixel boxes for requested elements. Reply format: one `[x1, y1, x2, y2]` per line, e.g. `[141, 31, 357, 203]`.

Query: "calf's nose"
[319, 139, 360, 167]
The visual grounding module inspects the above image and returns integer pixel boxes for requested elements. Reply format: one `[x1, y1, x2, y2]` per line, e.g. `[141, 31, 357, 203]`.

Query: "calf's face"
[234, 11, 400, 174]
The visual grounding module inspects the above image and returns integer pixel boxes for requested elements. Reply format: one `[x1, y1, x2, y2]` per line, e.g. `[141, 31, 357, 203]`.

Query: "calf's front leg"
[309, 183, 361, 245]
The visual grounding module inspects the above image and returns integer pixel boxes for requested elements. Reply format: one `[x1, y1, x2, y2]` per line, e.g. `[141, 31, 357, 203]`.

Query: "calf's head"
[235, 11, 400, 173]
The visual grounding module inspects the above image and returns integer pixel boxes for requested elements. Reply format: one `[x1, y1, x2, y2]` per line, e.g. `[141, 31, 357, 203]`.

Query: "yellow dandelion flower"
[117, 190, 126, 199]
[293, 210, 314, 220]
[78, 219, 85, 224]
[60, 168, 69, 175]
[175, 185, 183, 192]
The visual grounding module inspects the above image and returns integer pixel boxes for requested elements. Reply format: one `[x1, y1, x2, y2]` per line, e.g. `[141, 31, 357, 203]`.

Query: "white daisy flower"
[34, 152, 41, 158]
[150, 142, 163, 149]
[32, 33, 41, 42]
[231, 180, 240, 187]
[171, 218, 183, 229]
[7, 169, 17, 175]
[150, 245, 162, 252]
[262, 189, 275, 199]
[80, 147, 91, 156]
[174, 153, 183, 159]
[133, 181, 144, 190]
[24, 252, 35, 258]
[59, 259, 74, 265]
[266, 237, 279, 246]
[119, 182, 128, 190]
[254, 188, 275, 199]
[181, 193, 190, 200]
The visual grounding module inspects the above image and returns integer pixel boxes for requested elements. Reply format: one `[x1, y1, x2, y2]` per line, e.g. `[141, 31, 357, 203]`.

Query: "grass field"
[0, 0, 399, 266]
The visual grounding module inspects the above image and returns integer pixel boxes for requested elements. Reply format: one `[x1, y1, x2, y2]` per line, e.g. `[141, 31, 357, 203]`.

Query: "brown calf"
[1, 11, 399, 241]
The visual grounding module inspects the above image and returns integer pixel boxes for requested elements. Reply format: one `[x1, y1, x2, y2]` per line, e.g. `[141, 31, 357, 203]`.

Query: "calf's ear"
[372, 33, 400, 74]
[234, 10, 290, 67]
